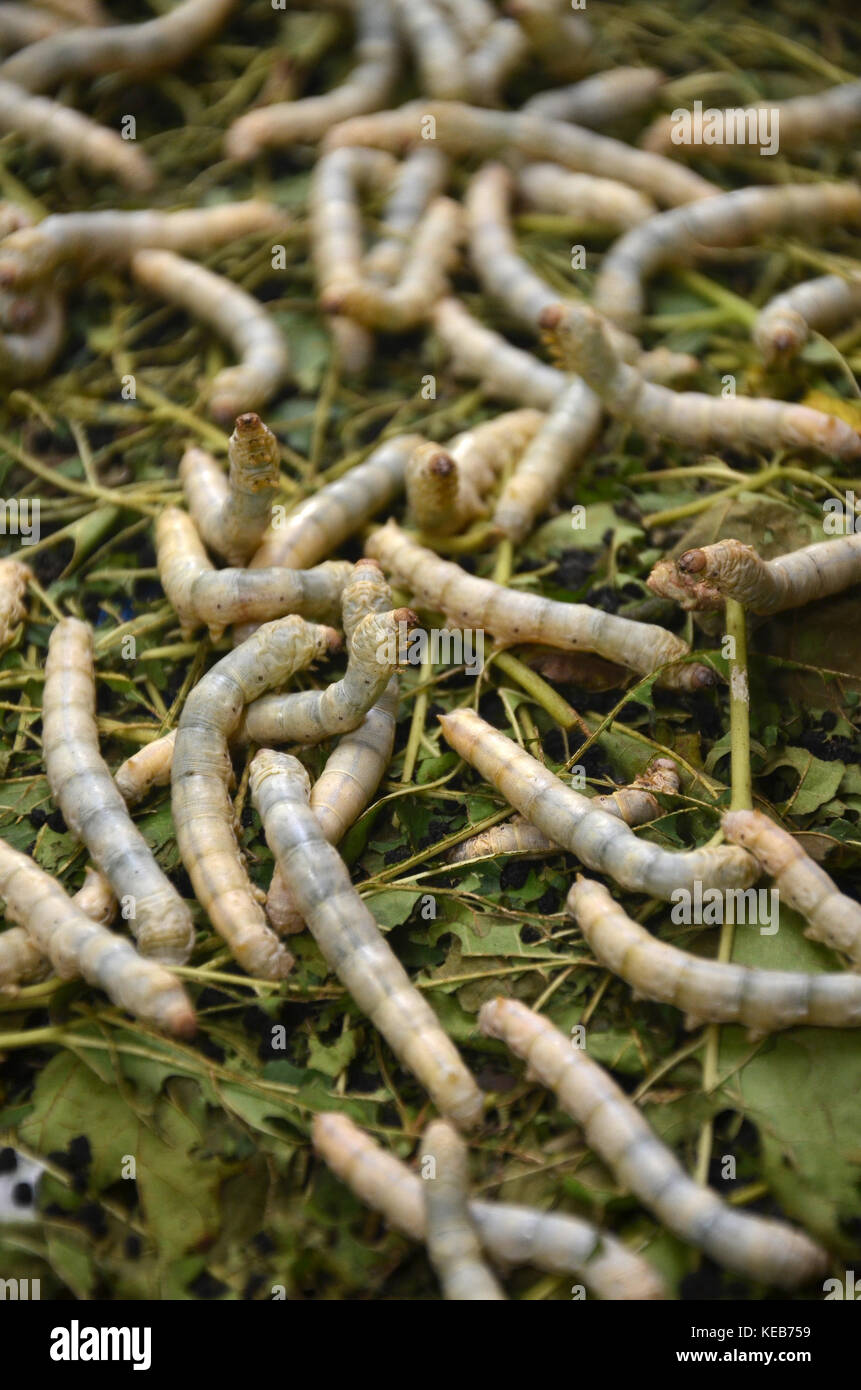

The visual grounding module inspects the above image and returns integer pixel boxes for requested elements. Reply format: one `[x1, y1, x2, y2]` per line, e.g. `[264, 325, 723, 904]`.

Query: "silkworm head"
[249, 747, 310, 801]
[678, 548, 707, 574]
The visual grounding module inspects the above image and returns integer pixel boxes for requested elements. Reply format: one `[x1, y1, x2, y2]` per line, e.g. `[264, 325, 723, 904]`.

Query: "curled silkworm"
[641, 79, 861, 158]
[0, 835, 195, 1035]
[250, 750, 484, 1127]
[542, 302, 861, 461]
[131, 249, 290, 424]
[505, 0, 592, 79]
[406, 409, 544, 535]
[156, 507, 352, 640]
[172, 616, 339, 980]
[0, 927, 45, 992]
[0, 5, 70, 48]
[479, 996, 826, 1288]
[569, 876, 861, 1034]
[43, 618, 196, 966]
[439, 709, 756, 898]
[0, 200, 289, 289]
[225, 0, 399, 157]
[753, 274, 861, 362]
[0, 79, 154, 190]
[524, 67, 664, 126]
[0, 557, 30, 648]
[0, 289, 64, 383]
[666, 534, 861, 615]
[312, 1111, 666, 1298]
[492, 380, 601, 543]
[366, 519, 712, 689]
[115, 731, 177, 806]
[72, 864, 117, 926]
[723, 809, 861, 968]
[422, 1120, 506, 1300]
[465, 18, 527, 106]
[516, 162, 654, 230]
[180, 412, 280, 567]
[0, 0, 239, 93]
[363, 147, 450, 283]
[391, 0, 469, 101]
[311, 145, 400, 305]
[594, 183, 861, 332]
[433, 296, 564, 409]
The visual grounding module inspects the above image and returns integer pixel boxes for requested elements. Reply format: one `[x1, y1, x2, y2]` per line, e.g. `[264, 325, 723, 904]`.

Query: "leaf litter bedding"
[0, 0, 860, 1301]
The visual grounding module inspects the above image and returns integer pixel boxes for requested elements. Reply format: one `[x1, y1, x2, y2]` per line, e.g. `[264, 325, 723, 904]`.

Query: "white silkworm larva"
[0, 289, 64, 383]
[406, 409, 544, 535]
[594, 183, 861, 332]
[0, 863, 116, 992]
[115, 730, 178, 806]
[0, 80, 154, 190]
[668, 534, 861, 615]
[312, 1111, 667, 1298]
[156, 507, 352, 640]
[542, 302, 861, 461]
[479, 996, 826, 1288]
[422, 1120, 507, 1300]
[172, 616, 339, 980]
[569, 876, 861, 1034]
[0, 557, 30, 648]
[464, 19, 527, 107]
[43, 618, 196, 965]
[366, 519, 713, 690]
[0, 5, 69, 47]
[0, 835, 196, 1035]
[523, 67, 664, 127]
[180, 412, 280, 567]
[439, 709, 756, 898]
[433, 296, 564, 409]
[0, 0, 238, 93]
[225, 0, 399, 157]
[71, 863, 117, 926]
[391, 0, 469, 101]
[363, 146, 450, 283]
[641, 79, 861, 158]
[516, 161, 655, 230]
[723, 809, 861, 968]
[753, 274, 861, 362]
[131, 249, 290, 424]
[323, 100, 717, 208]
[505, 0, 591, 80]
[249, 750, 484, 1127]
[0, 200, 289, 290]
[310, 144, 400, 308]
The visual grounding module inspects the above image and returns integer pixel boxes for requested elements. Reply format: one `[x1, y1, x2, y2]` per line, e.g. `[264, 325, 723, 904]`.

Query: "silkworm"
[310, 144, 401, 308]
[436, 0, 495, 46]
[172, 616, 339, 980]
[71, 863, 117, 926]
[753, 274, 861, 362]
[323, 101, 717, 207]
[569, 875, 861, 1034]
[669, 534, 861, 615]
[0, 80, 154, 190]
[34, 0, 108, 23]
[406, 409, 544, 535]
[422, 1120, 506, 1299]
[515, 162, 655, 231]
[0, 289, 64, 383]
[0, 0, 239, 93]
[131, 249, 290, 424]
[593, 183, 861, 332]
[391, 0, 469, 101]
[433, 296, 564, 409]
[363, 146, 450, 283]
[542, 301, 861, 461]
[523, 67, 664, 127]
[0, 927, 45, 992]
[156, 507, 352, 640]
[312, 1111, 667, 1298]
[439, 709, 756, 898]
[0, 835, 195, 1035]
[0, 5, 69, 47]
[505, 0, 592, 80]
[225, 0, 399, 158]
[464, 19, 527, 107]
[366, 520, 713, 690]
[43, 618, 196, 966]
[249, 750, 483, 1127]
[641, 79, 861, 158]
[723, 809, 861, 968]
[180, 412, 280, 567]
[480, 996, 826, 1287]
[0, 557, 30, 648]
[0, 200, 289, 289]
[115, 731, 178, 806]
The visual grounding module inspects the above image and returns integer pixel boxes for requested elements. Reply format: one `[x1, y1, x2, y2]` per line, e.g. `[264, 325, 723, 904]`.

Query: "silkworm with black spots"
[0, 557, 30, 648]
[439, 709, 756, 897]
[666, 534, 861, 615]
[180, 412, 280, 567]
[406, 409, 544, 535]
[366, 520, 713, 689]
[516, 161, 655, 230]
[422, 1120, 507, 1299]
[641, 79, 861, 158]
[753, 274, 861, 362]
[523, 66, 664, 126]
[479, 996, 826, 1288]
[492, 380, 601, 543]
[0, 79, 154, 190]
[249, 750, 483, 1127]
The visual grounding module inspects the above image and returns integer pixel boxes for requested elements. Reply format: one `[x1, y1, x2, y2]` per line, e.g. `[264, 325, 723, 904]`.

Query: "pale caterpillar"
[390, 0, 469, 101]
[0, 5, 70, 47]
[0, 557, 30, 649]
[180, 412, 280, 567]
[641, 79, 861, 158]
[0, 864, 116, 993]
[34, 0, 108, 22]
[156, 507, 353, 641]
[249, 749, 484, 1128]
[71, 863, 117, 927]
[130, 249, 291, 424]
[171, 616, 340, 981]
[439, 709, 756, 898]
[541, 302, 861, 461]
[0, 200, 290, 289]
[115, 730, 177, 806]
[405, 409, 544, 535]
[433, 296, 564, 409]
[0, 80, 155, 191]
[365, 520, 713, 690]
[568, 876, 861, 1034]
[463, 19, 527, 107]
[362, 147, 450, 283]
[0, 835, 196, 1036]
[505, 0, 592, 80]
[323, 101, 717, 208]
[0, 289, 65, 383]
[662, 534, 861, 615]
[43, 618, 196, 966]
[515, 162, 655, 231]
[0, 0, 239, 93]
[523, 67, 664, 127]
[224, 0, 399, 158]
[422, 1120, 507, 1300]
[312, 1112, 667, 1299]
[479, 996, 826, 1288]
[723, 809, 861, 969]
[435, 0, 495, 46]
[593, 182, 861, 332]
[753, 274, 861, 362]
